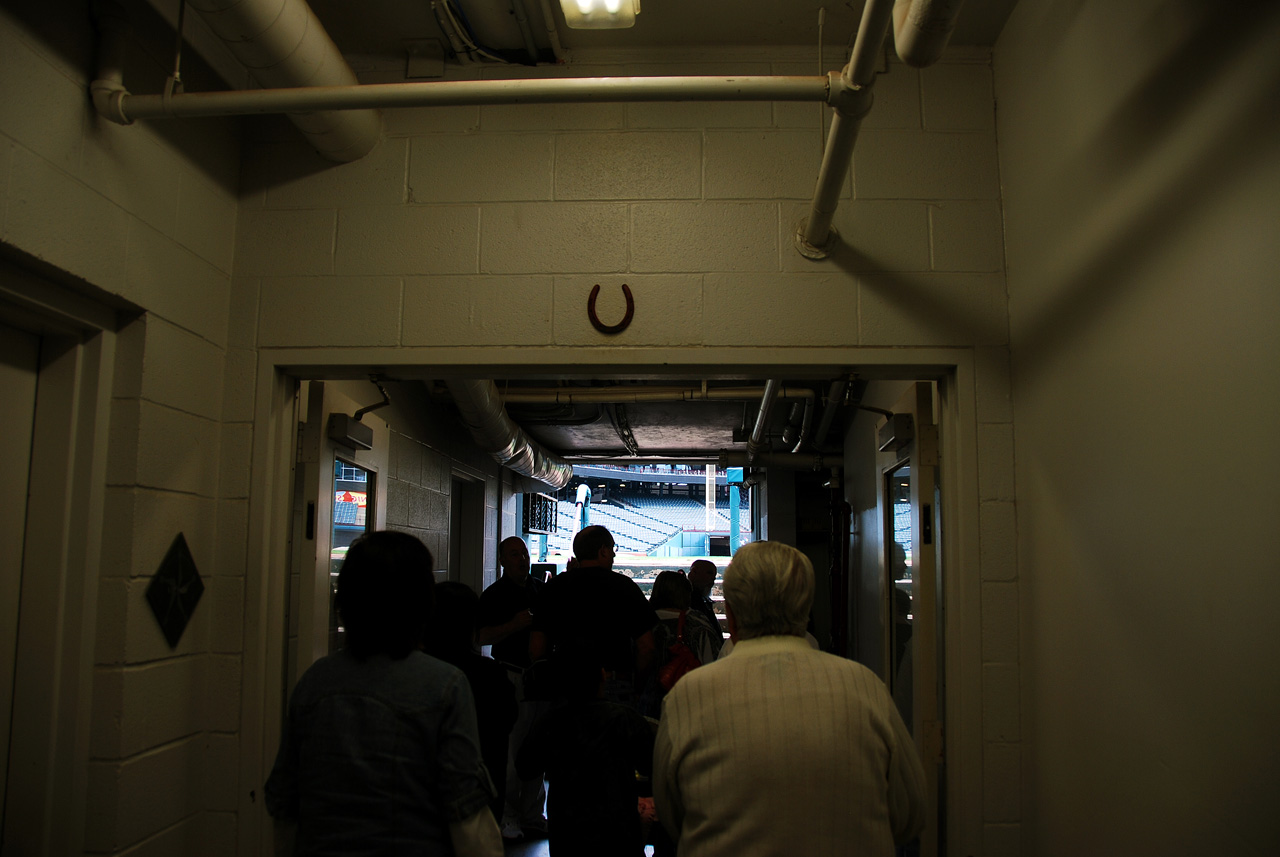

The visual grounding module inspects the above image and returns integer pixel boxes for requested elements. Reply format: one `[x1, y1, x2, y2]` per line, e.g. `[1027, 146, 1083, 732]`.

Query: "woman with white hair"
[653, 540, 926, 857]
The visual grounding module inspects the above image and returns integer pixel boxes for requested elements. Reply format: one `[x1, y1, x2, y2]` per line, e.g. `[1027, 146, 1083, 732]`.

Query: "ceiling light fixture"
[560, 0, 640, 29]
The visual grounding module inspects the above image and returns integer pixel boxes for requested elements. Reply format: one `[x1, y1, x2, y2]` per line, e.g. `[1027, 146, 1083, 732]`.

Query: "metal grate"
[522, 492, 558, 534]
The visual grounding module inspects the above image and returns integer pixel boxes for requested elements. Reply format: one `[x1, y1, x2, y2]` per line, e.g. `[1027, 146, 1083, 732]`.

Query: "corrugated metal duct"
[445, 379, 574, 491]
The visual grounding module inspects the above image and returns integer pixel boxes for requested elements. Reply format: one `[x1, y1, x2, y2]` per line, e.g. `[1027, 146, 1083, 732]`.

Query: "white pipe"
[536, 0, 567, 63]
[746, 380, 782, 466]
[181, 0, 380, 161]
[112, 75, 830, 120]
[893, 0, 967, 68]
[499, 385, 816, 405]
[798, 0, 895, 257]
[510, 0, 541, 64]
[431, 0, 474, 64]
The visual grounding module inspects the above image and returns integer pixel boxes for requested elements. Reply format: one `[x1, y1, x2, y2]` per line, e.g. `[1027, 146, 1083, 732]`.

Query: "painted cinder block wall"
[0, 1, 244, 853]
[1, 2, 1024, 853]
[994, 2, 1280, 855]
[236, 46, 1021, 854]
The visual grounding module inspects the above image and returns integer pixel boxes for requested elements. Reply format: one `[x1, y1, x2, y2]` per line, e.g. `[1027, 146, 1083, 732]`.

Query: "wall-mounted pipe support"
[746, 380, 782, 466]
[796, 0, 896, 259]
[90, 1, 132, 125]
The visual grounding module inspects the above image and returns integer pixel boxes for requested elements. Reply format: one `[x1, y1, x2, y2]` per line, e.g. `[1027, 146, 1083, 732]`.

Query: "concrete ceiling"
[427, 376, 864, 461]
[309, 0, 1017, 67]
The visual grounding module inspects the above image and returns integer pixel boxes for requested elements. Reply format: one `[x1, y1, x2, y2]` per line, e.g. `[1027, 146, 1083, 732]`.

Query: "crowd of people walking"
[264, 525, 925, 856]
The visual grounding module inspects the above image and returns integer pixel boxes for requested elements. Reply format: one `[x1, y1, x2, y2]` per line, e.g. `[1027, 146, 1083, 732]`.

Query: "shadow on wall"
[1008, 1, 1280, 376]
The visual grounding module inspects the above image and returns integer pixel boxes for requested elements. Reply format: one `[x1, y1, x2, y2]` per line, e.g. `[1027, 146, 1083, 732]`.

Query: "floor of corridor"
[504, 839, 656, 857]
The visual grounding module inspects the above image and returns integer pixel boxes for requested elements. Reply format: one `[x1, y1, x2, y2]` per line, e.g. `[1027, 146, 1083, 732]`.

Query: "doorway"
[449, 474, 486, 591]
[0, 321, 40, 838]
[250, 356, 983, 857]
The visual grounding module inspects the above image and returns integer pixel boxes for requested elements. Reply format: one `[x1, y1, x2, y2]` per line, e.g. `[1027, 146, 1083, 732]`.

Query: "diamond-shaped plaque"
[146, 533, 204, 648]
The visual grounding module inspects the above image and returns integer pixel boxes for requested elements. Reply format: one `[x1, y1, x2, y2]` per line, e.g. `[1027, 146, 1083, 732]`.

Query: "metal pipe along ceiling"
[91, 0, 380, 162]
[445, 379, 574, 490]
[499, 385, 816, 405]
[92, 0, 962, 234]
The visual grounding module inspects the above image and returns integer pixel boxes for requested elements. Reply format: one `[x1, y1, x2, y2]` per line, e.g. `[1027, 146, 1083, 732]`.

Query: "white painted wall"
[0, 0, 242, 851]
[995, 2, 1280, 854]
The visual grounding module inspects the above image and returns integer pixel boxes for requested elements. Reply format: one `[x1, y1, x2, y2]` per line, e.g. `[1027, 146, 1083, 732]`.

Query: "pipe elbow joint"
[826, 71, 874, 120]
[91, 80, 133, 125]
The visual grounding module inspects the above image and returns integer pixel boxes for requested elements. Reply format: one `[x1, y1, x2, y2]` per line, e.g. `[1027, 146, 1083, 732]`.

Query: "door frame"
[0, 263, 123, 855]
[877, 381, 943, 856]
[242, 345, 986, 857]
[288, 381, 391, 687]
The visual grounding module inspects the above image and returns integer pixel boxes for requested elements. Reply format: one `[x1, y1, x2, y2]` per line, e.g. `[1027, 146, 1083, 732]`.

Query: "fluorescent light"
[560, 0, 639, 29]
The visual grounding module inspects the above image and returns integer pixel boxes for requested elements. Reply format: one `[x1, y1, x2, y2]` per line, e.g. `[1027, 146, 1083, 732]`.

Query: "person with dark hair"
[424, 581, 518, 826]
[638, 571, 720, 718]
[265, 531, 502, 857]
[528, 526, 658, 708]
[686, 559, 722, 640]
[516, 644, 654, 857]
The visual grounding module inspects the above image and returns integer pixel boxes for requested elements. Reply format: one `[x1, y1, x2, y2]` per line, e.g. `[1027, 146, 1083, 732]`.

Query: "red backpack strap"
[676, 609, 687, 642]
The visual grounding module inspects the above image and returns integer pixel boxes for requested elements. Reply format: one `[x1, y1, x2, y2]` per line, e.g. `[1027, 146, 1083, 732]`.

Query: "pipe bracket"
[588, 283, 634, 335]
[827, 71, 875, 119]
[794, 218, 839, 261]
[91, 81, 133, 125]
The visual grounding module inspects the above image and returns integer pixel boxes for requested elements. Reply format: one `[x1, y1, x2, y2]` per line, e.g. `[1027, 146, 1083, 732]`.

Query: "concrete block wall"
[387, 429, 455, 566]
[238, 50, 1006, 354]
[995, 2, 1280, 855]
[0, 1, 243, 853]
[237, 47, 1019, 848]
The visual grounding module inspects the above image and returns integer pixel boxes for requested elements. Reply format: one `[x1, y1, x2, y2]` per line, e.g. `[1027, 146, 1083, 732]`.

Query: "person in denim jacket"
[266, 531, 502, 856]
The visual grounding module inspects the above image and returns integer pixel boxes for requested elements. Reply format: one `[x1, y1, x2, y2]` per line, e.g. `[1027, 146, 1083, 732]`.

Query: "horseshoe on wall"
[588, 283, 634, 334]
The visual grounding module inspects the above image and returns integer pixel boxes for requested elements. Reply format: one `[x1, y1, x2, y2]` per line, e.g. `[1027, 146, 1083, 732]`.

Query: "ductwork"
[445, 379, 574, 490]
[893, 0, 968, 68]
[191, 0, 381, 161]
[91, 0, 380, 162]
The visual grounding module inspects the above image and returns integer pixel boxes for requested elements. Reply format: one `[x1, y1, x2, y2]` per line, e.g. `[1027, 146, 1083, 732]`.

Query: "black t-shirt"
[516, 699, 653, 857]
[531, 567, 658, 673]
[477, 575, 541, 668]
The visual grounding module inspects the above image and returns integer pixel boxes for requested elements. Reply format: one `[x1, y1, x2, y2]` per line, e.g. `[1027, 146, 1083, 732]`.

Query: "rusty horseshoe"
[587, 283, 635, 335]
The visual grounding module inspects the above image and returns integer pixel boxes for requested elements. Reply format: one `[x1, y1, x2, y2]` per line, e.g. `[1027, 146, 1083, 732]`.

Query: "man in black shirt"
[529, 526, 658, 709]
[479, 537, 540, 670]
[478, 536, 547, 839]
[688, 559, 723, 652]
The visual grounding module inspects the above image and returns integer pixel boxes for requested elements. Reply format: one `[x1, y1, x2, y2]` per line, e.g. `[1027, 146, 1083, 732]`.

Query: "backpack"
[658, 610, 701, 691]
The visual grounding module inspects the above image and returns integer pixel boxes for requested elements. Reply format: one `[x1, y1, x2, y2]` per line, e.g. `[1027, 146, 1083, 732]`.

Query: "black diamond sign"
[146, 533, 205, 648]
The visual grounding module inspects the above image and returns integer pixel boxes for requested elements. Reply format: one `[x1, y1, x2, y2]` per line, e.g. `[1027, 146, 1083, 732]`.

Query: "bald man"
[478, 537, 547, 839]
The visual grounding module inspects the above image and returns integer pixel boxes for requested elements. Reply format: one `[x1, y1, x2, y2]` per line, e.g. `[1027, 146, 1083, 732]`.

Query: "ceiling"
[312, 1, 1016, 463]
[308, 0, 1018, 69]
[426, 376, 868, 463]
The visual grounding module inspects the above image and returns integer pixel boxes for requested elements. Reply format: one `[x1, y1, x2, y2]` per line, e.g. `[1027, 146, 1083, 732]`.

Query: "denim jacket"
[266, 649, 495, 855]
